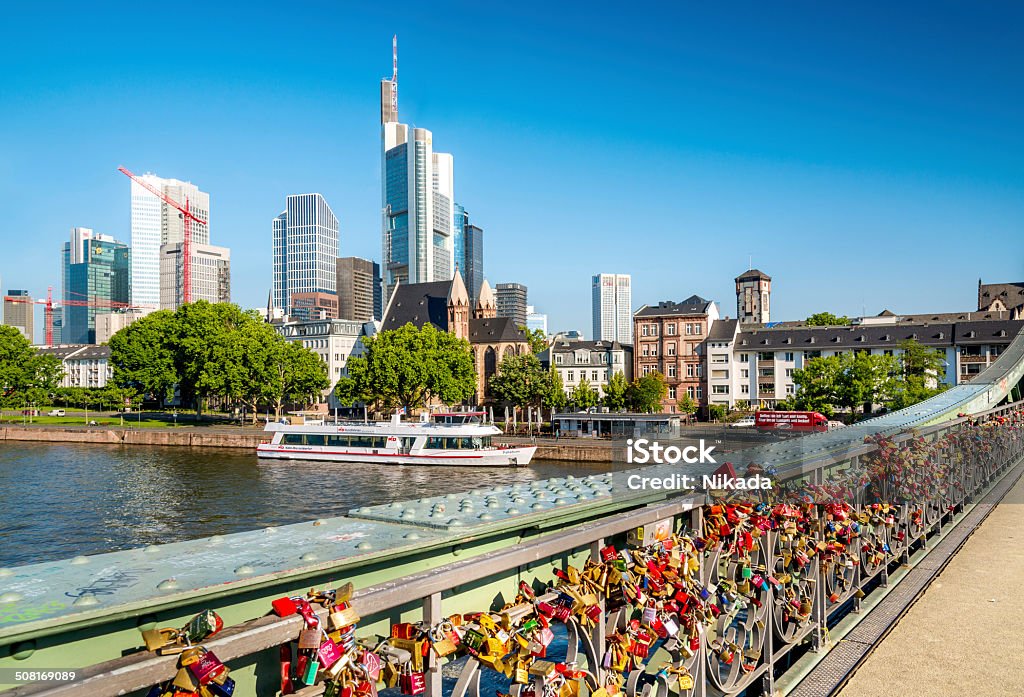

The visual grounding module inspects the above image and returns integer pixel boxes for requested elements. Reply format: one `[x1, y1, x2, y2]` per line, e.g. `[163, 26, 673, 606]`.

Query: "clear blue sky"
[1, 0, 1022, 339]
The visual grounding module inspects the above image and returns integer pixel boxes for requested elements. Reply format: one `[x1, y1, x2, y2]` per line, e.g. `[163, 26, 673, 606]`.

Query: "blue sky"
[1, 0, 1022, 339]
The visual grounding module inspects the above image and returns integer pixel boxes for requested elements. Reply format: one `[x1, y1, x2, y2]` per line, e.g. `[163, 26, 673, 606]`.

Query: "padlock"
[182, 610, 224, 644]
[299, 627, 322, 650]
[188, 649, 228, 686]
[318, 637, 344, 668]
[329, 605, 361, 630]
[272, 597, 299, 617]
[141, 628, 181, 653]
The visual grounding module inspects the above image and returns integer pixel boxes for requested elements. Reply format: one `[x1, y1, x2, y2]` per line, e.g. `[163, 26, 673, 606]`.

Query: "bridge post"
[424, 591, 443, 697]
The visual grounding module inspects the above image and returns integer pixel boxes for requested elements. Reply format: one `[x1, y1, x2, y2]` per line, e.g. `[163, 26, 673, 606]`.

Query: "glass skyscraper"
[272, 193, 339, 315]
[451, 204, 484, 308]
[129, 174, 209, 309]
[380, 44, 455, 295]
[65, 237, 131, 344]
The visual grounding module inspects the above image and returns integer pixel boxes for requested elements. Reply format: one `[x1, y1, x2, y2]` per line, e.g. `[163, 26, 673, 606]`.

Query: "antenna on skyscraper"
[391, 35, 398, 116]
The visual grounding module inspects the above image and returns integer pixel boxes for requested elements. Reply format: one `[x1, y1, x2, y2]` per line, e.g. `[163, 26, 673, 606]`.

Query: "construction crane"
[118, 166, 207, 304]
[3, 287, 148, 346]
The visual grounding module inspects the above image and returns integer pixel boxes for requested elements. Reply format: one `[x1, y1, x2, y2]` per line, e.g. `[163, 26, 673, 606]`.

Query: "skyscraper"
[496, 283, 528, 327]
[160, 242, 231, 310]
[273, 193, 339, 315]
[65, 237, 131, 344]
[129, 174, 209, 308]
[452, 204, 485, 309]
[3, 290, 34, 342]
[381, 39, 455, 294]
[592, 273, 632, 344]
[526, 305, 548, 335]
[336, 256, 382, 323]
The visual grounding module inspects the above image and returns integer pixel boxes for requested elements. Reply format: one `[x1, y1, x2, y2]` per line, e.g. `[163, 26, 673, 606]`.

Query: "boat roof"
[264, 422, 500, 435]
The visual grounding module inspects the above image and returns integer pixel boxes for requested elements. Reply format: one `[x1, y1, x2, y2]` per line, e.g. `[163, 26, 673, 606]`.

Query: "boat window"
[350, 436, 374, 448]
[326, 435, 348, 447]
[305, 435, 326, 446]
[482, 437, 493, 447]
[458, 437, 474, 449]
[425, 437, 446, 449]
[283, 434, 304, 445]
[372, 437, 388, 448]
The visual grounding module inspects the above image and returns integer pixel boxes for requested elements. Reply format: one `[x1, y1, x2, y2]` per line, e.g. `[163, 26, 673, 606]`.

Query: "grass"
[1, 414, 181, 428]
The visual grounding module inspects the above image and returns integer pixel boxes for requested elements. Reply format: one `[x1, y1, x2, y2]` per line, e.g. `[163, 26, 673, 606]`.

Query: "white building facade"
[546, 339, 632, 400]
[276, 318, 367, 407]
[160, 242, 231, 310]
[130, 174, 209, 309]
[592, 273, 632, 344]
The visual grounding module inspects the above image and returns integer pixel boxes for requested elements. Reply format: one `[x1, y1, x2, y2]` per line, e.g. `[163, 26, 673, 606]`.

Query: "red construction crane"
[3, 287, 149, 346]
[118, 166, 207, 304]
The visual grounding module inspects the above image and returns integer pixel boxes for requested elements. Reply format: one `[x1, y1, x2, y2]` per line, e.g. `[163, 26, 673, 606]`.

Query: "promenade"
[839, 472, 1024, 697]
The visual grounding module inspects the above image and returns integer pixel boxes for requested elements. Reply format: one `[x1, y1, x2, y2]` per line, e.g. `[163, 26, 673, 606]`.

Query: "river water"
[0, 442, 625, 568]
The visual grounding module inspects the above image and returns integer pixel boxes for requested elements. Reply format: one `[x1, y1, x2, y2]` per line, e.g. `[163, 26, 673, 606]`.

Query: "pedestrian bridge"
[2, 329, 1024, 697]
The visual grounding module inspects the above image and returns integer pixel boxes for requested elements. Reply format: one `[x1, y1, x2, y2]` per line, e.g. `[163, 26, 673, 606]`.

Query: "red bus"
[754, 410, 829, 433]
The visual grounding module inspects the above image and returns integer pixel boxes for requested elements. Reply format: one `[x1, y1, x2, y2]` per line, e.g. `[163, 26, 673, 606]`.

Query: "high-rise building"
[50, 306, 63, 345]
[381, 40, 455, 294]
[526, 305, 548, 335]
[129, 174, 209, 308]
[160, 242, 231, 310]
[64, 227, 116, 308]
[496, 283, 528, 327]
[336, 257, 382, 322]
[272, 193, 339, 315]
[65, 237, 131, 344]
[3, 290, 34, 341]
[451, 203, 485, 309]
[735, 269, 771, 324]
[592, 273, 633, 344]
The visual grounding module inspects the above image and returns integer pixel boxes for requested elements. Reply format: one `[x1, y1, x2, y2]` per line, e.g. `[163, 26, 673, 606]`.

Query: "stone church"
[381, 271, 530, 402]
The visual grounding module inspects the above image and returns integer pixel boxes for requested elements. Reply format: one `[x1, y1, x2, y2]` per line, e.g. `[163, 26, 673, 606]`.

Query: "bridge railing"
[6, 397, 1024, 697]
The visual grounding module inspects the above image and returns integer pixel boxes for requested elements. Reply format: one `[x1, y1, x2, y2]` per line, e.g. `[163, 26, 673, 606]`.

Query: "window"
[696, 387, 703, 399]
[642, 345, 649, 356]
[712, 354, 728, 363]
[741, 384, 749, 394]
[759, 352, 774, 362]
[786, 384, 795, 395]
[686, 364, 694, 377]
[667, 386, 676, 399]
[785, 368, 793, 377]
[555, 355, 563, 364]
[567, 371, 575, 382]
[651, 324, 659, 336]
[305, 435, 326, 446]
[668, 364, 677, 377]
[739, 353, 749, 363]
[741, 369, 749, 378]
[641, 325, 649, 337]
[712, 385, 729, 394]
[666, 323, 677, 335]
[650, 345, 658, 357]
[687, 386, 695, 399]
[783, 352, 794, 361]
[685, 324, 692, 335]
[591, 371, 598, 382]
[712, 370, 728, 379]
[696, 365, 703, 377]
[694, 324, 703, 335]
[667, 343, 676, 356]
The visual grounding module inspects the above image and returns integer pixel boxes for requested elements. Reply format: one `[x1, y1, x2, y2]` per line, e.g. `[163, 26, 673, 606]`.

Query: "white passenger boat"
[257, 411, 537, 466]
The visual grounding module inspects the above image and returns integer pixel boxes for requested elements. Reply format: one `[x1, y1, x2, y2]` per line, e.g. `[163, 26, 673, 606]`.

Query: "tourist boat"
[257, 410, 537, 466]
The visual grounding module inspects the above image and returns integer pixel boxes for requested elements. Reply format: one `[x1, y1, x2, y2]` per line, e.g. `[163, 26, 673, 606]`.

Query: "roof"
[35, 345, 93, 360]
[550, 339, 628, 353]
[468, 317, 526, 344]
[381, 281, 454, 331]
[979, 281, 1024, 310]
[553, 412, 680, 422]
[735, 268, 771, 282]
[634, 295, 713, 318]
[734, 318, 1024, 350]
[707, 319, 738, 341]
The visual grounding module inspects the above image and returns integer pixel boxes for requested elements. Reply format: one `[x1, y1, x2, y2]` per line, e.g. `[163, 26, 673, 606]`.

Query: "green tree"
[792, 355, 842, 417]
[676, 393, 698, 418]
[521, 327, 549, 355]
[173, 302, 256, 417]
[337, 323, 475, 412]
[488, 353, 552, 411]
[0, 326, 63, 408]
[221, 319, 284, 423]
[602, 370, 629, 411]
[543, 368, 567, 412]
[109, 310, 179, 405]
[838, 351, 900, 416]
[267, 340, 330, 417]
[570, 377, 599, 410]
[805, 312, 850, 326]
[708, 404, 726, 421]
[627, 372, 667, 413]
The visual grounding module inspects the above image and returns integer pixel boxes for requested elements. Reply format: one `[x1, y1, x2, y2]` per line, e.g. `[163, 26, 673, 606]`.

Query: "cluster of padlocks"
[136, 408, 1024, 697]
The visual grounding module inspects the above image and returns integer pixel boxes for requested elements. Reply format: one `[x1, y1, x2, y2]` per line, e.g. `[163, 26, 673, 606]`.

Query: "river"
[0, 441, 625, 568]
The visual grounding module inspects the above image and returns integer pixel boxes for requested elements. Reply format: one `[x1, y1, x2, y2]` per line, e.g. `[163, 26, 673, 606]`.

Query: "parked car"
[47, 409, 66, 417]
[730, 416, 756, 428]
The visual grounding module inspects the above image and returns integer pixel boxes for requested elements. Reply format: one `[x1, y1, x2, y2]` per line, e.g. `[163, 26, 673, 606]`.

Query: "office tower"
[160, 242, 231, 310]
[272, 193, 339, 315]
[65, 237, 131, 344]
[592, 273, 633, 344]
[496, 283, 528, 327]
[3, 290, 34, 341]
[735, 268, 771, 324]
[336, 256, 382, 322]
[526, 305, 548, 335]
[290, 292, 339, 321]
[129, 174, 209, 308]
[452, 204, 485, 309]
[50, 306, 63, 345]
[380, 39, 455, 294]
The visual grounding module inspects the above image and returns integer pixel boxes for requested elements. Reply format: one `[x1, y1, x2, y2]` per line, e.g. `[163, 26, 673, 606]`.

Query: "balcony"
[959, 354, 988, 364]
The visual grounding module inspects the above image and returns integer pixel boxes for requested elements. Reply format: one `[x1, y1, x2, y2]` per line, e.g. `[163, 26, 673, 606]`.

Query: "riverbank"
[0, 424, 621, 462]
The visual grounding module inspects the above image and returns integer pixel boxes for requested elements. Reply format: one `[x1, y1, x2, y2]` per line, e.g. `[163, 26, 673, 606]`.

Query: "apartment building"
[542, 339, 633, 400]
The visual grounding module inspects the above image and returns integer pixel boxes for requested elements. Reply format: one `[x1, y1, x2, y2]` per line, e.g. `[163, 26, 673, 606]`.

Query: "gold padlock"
[141, 628, 180, 652]
[172, 667, 199, 691]
[329, 605, 361, 630]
